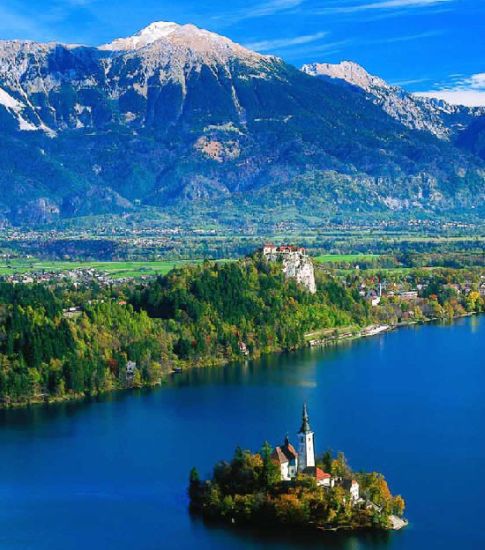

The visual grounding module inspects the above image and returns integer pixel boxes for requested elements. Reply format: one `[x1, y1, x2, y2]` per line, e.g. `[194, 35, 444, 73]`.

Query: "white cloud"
[213, 0, 304, 25]
[416, 90, 485, 107]
[247, 0, 304, 17]
[414, 73, 485, 107]
[390, 78, 430, 87]
[246, 31, 327, 52]
[360, 0, 451, 8]
[316, 0, 452, 14]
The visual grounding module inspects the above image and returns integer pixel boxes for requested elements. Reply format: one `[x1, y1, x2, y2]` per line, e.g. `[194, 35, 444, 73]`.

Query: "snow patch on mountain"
[100, 22, 180, 51]
[100, 21, 266, 64]
[0, 86, 22, 111]
[0, 86, 38, 131]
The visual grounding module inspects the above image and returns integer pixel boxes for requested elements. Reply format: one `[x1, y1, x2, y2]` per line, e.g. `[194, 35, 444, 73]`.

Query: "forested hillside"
[1, 252, 482, 407]
[0, 256, 369, 406]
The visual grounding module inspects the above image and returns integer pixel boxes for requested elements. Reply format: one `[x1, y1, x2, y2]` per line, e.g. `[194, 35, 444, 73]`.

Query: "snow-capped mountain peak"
[99, 21, 264, 62]
[100, 21, 180, 51]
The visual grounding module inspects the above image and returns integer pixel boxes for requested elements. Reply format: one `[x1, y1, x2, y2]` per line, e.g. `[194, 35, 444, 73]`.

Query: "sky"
[0, 0, 484, 105]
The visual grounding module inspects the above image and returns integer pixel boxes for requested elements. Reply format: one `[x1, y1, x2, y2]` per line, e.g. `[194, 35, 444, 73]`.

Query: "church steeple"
[297, 403, 315, 471]
[299, 403, 311, 433]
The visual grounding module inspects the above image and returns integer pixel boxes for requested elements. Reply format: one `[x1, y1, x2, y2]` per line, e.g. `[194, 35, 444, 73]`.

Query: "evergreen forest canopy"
[0, 254, 483, 407]
[0, 255, 369, 406]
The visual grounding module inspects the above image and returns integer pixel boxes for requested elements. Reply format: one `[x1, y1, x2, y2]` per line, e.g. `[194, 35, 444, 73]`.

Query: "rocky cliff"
[263, 246, 316, 293]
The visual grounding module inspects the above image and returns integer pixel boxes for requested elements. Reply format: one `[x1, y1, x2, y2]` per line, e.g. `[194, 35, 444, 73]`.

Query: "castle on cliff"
[262, 244, 316, 294]
[271, 405, 360, 502]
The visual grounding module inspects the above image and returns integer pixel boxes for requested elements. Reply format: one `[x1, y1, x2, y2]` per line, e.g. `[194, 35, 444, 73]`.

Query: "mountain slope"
[0, 23, 484, 225]
[456, 116, 485, 161]
[301, 61, 483, 140]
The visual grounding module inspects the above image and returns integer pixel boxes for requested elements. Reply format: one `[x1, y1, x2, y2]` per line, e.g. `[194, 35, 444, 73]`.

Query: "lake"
[0, 316, 483, 549]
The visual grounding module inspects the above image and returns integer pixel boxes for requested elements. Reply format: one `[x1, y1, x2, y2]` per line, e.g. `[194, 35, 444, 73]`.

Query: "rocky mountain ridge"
[301, 61, 484, 140]
[0, 23, 483, 225]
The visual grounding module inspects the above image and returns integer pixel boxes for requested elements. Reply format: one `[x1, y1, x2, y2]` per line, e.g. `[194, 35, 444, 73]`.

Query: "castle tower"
[297, 403, 315, 471]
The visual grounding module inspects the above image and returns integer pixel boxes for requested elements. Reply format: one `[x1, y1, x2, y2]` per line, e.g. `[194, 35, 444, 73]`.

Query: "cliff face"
[263, 246, 316, 293]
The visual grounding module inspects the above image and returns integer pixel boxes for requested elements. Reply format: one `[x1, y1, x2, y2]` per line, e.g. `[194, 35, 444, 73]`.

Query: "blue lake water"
[0, 316, 484, 549]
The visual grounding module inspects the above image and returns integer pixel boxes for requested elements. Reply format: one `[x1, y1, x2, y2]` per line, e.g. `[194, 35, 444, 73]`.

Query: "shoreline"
[306, 312, 477, 349]
[1, 312, 480, 411]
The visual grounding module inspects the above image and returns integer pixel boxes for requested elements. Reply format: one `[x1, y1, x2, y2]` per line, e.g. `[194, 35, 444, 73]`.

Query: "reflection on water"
[192, 514, 395, 550]
[0, 316, 483, 550]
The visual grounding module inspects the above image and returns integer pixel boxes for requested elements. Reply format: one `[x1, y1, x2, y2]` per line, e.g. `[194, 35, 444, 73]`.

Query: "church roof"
[303, 466, 331, 481]
[271, 436, 298, 464]
[272, 446, 289, 465]
[299, 403, 311, 433]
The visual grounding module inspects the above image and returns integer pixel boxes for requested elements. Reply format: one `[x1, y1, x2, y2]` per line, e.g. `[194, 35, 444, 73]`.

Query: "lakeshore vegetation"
[189, 446, 405, 531]
[0, 253, 483, 407]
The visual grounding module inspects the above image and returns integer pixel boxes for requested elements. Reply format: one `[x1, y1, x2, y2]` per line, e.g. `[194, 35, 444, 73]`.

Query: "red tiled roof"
[303, 466, 331, 480]
[315, 467, 331, 481]
[282, 442, 298, 459]
[271, 447, 289, 465]
[272, 441, 298, 465]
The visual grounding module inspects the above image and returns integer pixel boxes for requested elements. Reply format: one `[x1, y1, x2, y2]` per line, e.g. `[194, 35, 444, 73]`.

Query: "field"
[0, 259, 204, 279]
[313, 254, 380, 264]
[1, 255, 379, 278]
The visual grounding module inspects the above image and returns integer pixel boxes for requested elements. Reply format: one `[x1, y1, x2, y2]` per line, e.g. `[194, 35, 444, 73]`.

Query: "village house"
[398, 290, 419, 301]
[272, 405, 359, 498]
[126, 361, 137, 381]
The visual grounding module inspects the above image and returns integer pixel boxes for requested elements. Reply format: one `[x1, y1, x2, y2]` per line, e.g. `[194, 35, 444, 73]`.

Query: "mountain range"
[0, 21, 484, 226]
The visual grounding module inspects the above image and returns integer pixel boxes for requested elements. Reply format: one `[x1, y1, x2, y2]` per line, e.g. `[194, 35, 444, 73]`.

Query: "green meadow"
[0, 259, 204, 279]
[313, 254, 380, 263]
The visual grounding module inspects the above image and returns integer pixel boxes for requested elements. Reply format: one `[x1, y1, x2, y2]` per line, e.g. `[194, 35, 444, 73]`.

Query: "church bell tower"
[297, 403, 315, 471]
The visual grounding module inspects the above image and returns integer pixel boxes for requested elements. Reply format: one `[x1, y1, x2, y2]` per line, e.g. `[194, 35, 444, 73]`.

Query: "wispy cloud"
[246, 31, 327, 52]
[316, 0, 453, 15]
[274, 39, 352, 60]
[246, 0, 304, 17]
[415, 73, 485, 107]
[213, 0, 304, 25]
[369, 29, 443, 43]
[390, 77, 430, 87]
[0, 5, 42, 39]
[0, 1, 102, 43]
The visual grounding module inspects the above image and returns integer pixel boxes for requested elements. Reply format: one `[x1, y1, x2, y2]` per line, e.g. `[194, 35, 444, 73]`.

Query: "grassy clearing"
[313, 254, 380, 263]
[304, 325, 358, 342]
[0, 259, 206, 279]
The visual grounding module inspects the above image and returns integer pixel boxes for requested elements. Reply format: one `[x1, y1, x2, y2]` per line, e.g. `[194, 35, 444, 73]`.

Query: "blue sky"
[1, 0, 484, 105]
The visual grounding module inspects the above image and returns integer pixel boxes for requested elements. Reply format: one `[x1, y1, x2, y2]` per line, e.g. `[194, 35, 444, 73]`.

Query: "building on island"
[271, 436, 298, 480]
[272, 404, 359, 499]
[297, 402, 315, 471]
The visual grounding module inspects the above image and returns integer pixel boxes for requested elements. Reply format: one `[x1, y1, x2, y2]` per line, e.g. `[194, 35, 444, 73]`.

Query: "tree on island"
[189, 445, 406, 532]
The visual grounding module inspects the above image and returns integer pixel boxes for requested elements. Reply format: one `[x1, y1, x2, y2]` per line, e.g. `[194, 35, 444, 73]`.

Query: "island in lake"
[189, 405, 407, 533]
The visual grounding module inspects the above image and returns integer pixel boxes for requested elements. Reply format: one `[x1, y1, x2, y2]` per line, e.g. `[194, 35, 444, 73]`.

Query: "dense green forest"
[0, 256, 369, 406]
[0, 253, 483, 407]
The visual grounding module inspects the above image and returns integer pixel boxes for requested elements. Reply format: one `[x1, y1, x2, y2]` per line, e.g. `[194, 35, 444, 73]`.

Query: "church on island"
[271, 404, 360, 502]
